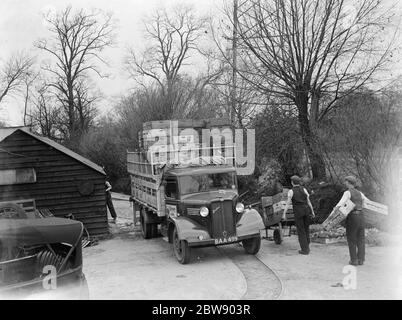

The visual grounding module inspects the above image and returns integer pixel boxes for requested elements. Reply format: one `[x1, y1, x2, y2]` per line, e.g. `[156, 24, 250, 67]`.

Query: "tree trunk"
[310, 89, 320, 131]
[23, 85, 29, 126]
[295, 91, 327, 180]
[66, 76, 81, 150]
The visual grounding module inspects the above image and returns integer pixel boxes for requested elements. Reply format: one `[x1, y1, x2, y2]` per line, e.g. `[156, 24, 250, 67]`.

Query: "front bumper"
[187, 233, 261, 248]
[172, 208, 264, 248]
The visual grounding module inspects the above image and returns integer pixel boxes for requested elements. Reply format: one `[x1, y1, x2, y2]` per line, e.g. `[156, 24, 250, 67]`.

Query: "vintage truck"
[127, 119, 264, 264]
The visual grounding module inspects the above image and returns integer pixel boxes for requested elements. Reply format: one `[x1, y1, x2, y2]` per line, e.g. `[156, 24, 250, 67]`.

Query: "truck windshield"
[179, 172, 237, 195]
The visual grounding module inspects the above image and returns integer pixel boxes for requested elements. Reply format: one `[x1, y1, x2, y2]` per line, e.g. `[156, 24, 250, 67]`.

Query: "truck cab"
[162, 165, 263, 264]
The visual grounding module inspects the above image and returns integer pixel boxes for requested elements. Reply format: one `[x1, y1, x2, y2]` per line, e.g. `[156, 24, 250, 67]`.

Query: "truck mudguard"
[169, 216, 212, 242]
[236, 208, 265, 238]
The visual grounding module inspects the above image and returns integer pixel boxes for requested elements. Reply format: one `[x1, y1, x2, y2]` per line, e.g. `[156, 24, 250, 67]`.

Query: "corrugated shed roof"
[0, 127, 106, 176]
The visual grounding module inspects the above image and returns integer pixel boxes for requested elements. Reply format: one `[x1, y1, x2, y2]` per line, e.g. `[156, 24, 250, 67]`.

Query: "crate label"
[339, 199, 355, 216]
[272, 200, 292, 213]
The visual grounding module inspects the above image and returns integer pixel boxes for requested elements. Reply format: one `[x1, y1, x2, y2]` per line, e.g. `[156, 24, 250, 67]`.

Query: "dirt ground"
[82, 194, 402, 300]
[257, 236, 402, 299]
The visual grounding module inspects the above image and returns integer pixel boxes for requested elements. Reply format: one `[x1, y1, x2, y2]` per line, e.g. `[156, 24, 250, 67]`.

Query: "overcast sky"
[0, 0, 401, 125]
[0, 0, 221, 125]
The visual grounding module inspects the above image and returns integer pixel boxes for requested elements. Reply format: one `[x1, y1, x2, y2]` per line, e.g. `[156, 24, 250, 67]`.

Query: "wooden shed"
[0, 127, 108, 236]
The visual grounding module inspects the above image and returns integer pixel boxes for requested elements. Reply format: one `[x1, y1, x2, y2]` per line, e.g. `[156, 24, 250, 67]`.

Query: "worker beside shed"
[105, 180, 117, 223]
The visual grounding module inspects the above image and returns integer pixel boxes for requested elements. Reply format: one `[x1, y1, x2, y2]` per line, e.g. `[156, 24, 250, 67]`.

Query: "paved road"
[84, 232, 247, 300]
[89, 195, 283, 300]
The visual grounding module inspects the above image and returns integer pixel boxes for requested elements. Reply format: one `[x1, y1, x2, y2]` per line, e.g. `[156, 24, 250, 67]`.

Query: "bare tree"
[0, 53, 34, 105]
[75, 80, 99, 133]
[126, 5, 208, 116]
[206, 61, 264, 128]
[22, 70, 40, 126]
[321, 88, 401, 199]
[30, 84, 60, 139]
[220, 0, 399, 180]
[35, 6, 114, 146]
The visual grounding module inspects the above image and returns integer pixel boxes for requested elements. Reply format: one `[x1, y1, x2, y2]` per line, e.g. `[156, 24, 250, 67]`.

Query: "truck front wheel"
[173, 227, 190, 264]
[242, 236, 261, 255]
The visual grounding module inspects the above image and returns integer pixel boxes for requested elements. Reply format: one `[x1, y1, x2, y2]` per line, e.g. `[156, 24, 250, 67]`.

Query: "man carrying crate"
[283, 176, 315, 255]
[334, 176, 369, 266]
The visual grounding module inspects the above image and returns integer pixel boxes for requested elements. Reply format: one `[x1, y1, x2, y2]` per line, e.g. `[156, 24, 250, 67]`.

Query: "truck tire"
[173, 227, 190, 264]
[273, 228, 282, 244]
[140, 207, 153, 239]
[242, 236, 261, 255]
[151, 224, 158, 238]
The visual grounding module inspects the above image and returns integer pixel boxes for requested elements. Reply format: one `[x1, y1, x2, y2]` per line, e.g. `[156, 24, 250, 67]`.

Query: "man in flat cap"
[283, 175, 315, 255]
[334, 175, 369, 266]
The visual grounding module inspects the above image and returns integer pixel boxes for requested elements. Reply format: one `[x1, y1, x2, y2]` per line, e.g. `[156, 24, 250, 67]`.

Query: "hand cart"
[259, 193, 295, 244]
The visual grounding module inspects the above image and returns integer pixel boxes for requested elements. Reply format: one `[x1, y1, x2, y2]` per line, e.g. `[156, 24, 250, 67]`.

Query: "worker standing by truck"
[283, 175, 315, 255]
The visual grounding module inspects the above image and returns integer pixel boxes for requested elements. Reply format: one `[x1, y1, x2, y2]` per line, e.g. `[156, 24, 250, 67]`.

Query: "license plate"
[214, 236, 238, 245]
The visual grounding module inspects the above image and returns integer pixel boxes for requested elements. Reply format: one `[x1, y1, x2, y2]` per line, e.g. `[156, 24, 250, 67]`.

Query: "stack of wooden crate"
[139, 119, 233, 151]
[260, 189, 293, 228]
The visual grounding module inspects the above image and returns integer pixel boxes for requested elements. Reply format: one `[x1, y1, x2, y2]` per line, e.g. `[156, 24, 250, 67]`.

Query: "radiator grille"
[187, 207, 200, 216]
[210, 200, 236, 239]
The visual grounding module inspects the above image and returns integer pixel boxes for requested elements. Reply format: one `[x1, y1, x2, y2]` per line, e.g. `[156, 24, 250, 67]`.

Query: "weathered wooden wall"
[0, 130, 107, 235]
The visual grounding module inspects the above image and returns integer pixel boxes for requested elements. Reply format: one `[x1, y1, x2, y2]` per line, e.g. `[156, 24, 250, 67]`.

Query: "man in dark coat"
[283, 175, 315, 255]
[106, 180, 117, 223]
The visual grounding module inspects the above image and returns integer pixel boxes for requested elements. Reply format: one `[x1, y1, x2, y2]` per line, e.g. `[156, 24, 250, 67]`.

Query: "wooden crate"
[0, 198, 36, 213]
[261, 196, 273, 208]
[262, 206, 282, 227]
[322, 200, 355, 231]
[260, 191, 293, 227]
[312, 237, 346, 244]
[363, 199, 388, 228]
[143, 120, 205, 130]
[207, 118, 231, 127]
[142, 119, 232, 131]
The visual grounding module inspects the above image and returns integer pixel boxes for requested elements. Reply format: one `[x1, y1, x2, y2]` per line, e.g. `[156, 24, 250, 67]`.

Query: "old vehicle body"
[0, 203, 88, 299]
[127, 119, 264, 264]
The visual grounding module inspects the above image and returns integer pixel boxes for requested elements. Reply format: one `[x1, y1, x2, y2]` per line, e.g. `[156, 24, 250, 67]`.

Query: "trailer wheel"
[242, 236, 261, 255]
[140, 207, 153, 239]
[173, 227, 190, 264]
[273, 229, 282, 244]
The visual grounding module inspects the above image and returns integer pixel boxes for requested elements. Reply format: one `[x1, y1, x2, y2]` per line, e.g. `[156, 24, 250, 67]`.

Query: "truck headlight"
[200, 207, 209, 217]
[236, 202, 245, 213]
[166, 205, 177, 218]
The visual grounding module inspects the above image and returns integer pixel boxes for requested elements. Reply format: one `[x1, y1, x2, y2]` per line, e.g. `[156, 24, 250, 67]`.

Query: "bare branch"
[35, 6, 115, 145]
[0, 53, 34, 105]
